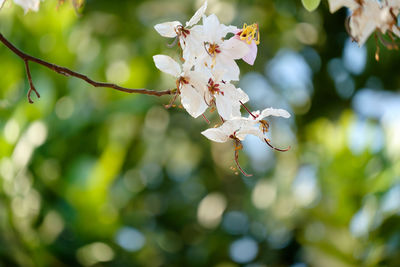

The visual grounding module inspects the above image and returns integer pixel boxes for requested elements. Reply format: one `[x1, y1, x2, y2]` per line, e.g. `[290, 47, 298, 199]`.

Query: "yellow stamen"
[239, 23, 260, 45]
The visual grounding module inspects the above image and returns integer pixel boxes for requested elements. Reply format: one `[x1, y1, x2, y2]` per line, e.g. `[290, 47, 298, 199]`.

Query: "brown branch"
[0, 33, 174, 103]
[24, 59, 40, 103]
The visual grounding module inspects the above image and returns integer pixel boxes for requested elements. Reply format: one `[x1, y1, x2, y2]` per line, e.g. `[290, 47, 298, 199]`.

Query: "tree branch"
[0, 33, 174, 103]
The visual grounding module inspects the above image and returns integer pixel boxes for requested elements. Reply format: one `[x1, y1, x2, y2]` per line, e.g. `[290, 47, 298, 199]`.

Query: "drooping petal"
[201, 128, 230, 143]
[154, 21, 181, 38]
[186, 0, 207, 27]
[242, 41, 258, 65]
[349, 15, 377, 46]
[14, 0, 40, 13]
[236, 126, 264, 141]
[153, 55, 181, 77]
[260, 108, 291, 119]
[180, 83, 208, 118]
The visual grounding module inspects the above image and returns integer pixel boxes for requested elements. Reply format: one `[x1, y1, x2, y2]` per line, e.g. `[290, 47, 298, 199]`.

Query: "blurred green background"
[1, 0, 400, 266]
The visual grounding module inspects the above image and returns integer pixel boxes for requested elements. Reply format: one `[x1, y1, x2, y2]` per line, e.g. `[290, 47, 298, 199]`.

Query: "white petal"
[260, 108, 291, 119]
[214, 84, 248, 119]
[154, 21, 181, 38]
[14, 0, 40, 13]
[153, 55, 181, 77]
[186, 1, 207, 27]
[0, 0, 6, 9]
[215, 55, 240, 81]
[202, 14, 236, 42]
[236, 127, 264, 141]
[215, 93, 233, 120]
[328, 0, 359, 13]
[242, 41, 258, 65]
[180, 84, 208, 118]
[222, 38, 250, 60]
[235, 88, 249, 104]
[201, 128, 230, 143]
[182, 25, 205, 62]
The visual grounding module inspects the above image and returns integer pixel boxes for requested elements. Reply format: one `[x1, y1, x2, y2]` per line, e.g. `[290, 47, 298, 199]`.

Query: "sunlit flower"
[201, 107, 290, 143]
[153, 55, 208, 118]
[203, 69, 249, 120]
[154, 1, 207, 64]
[195, 14, 249, 82]
[201, 107, 290, 176]
[201, 118, 261, 143]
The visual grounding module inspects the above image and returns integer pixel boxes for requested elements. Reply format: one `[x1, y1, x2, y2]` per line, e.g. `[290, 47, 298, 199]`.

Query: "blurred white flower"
[328, 0, 400, 47]
[1, 0, 41, 13]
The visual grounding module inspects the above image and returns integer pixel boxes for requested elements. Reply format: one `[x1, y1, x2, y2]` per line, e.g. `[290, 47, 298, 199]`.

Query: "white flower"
[154, 1, 207, 64]
[201, 107, 290, 143]
[203, 69, 249, 120]
[153, 55, 208, 118]
[1, 0, 41, 13]
[201, 118, 261, 143]
[195, 14, 249, 82]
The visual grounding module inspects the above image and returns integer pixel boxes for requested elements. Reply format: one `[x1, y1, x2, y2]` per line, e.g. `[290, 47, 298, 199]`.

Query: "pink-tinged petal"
[186, 1, 207, 27]
[154, 21, 181, 38]
[153, 55, 181, 77]
[201, 128, 230, 143]
[242, 41, 258, 65]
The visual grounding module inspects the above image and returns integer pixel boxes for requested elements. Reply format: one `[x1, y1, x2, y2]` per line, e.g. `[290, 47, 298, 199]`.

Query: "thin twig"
[239, 100, 256, 119]
[233, 138, 252, 177]
[0, 33, 174, 103]
[24, 60, 40, 103]
[264, 138, 291, 152]
[234, 147, 252, 177]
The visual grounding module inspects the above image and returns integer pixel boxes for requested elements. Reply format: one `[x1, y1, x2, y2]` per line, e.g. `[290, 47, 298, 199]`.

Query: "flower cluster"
[328, 0, 400, 58]
[154, 1, 290, 176]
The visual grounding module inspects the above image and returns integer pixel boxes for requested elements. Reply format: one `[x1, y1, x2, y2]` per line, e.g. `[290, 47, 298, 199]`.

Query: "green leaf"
[301, 0, 321, 11]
